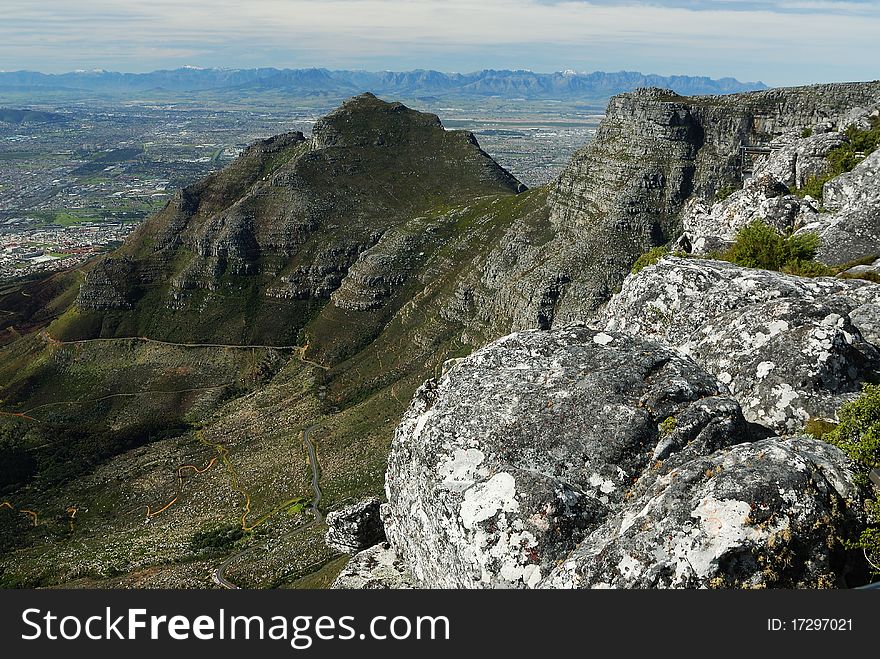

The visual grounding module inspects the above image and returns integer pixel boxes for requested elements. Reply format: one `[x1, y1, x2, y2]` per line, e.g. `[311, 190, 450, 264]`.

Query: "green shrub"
[794, 117, 880, 200]
[659, 416, 677, 437]
[826, 384, 880, 477]
[631, 246, 670, 275]
[804, 417, 838, 440]
[715, 184, 739, 202]
[189, 523, 245, 554]
[782, 259, 834, 278]
[722, 220, 824, 273]
[846, 117, 880, 155]
[801, 127, 813, 138]
[796, 176, 827, 201]
[825, 384, 880, 568]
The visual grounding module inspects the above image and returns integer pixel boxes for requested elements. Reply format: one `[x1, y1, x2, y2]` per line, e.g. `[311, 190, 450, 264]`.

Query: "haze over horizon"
[3, 0, 878, 88]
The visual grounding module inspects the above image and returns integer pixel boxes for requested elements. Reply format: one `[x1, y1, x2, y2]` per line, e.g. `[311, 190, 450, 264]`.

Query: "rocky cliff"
[4, 81, 880, 589]
[333, 81, 880, 590]
[445, 82, 880, 335]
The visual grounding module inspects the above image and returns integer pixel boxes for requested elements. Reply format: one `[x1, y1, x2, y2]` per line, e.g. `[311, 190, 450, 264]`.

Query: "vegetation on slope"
[815, 385, 880, 571]
[795, 116, 880, 200]
[721, 220, 829, 276]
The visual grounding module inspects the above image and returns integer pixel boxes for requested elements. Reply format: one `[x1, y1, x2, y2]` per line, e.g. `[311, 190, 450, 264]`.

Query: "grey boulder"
[324, 497, 386, 554]
[331, 542, 416, 589]
[600, 257, 880, 433]
[800, 149, 880, 266]
[753, 131, 847, 190]
[383, 326, 748, 588]
[543, 437, 863, 589]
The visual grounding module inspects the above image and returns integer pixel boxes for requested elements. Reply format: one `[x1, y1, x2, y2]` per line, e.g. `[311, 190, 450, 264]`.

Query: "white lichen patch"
[593, 332, 615, 346]
[460, 472, 519, 530]
[773, 383, 800, 411]
[618, 553, 644, 581]
[438, 448, 487, 492]
[756, 361, 775, 379]
[588, 472, 617, 494]
[411, 408, 436, 442]
[499, 560, 542, 588]
[686, 496, 766, 576]
[766, 319, 789, 336]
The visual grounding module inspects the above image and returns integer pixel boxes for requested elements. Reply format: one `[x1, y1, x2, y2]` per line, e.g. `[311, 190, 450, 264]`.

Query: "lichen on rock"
[383, 326, 748, 588]
[601, 256, 880, 433]
[543, 437, 863, 589]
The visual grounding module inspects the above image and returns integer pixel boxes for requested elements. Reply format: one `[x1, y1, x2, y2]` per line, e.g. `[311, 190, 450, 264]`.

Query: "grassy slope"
[0, 98, 549, 588]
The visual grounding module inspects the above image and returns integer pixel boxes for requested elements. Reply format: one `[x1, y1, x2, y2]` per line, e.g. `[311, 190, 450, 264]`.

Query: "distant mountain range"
[0, 67, 767, 100]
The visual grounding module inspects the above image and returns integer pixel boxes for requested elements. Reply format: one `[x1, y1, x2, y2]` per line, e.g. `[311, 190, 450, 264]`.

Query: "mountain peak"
[68, 94, 522, 345]
[311, 92, 443, 149]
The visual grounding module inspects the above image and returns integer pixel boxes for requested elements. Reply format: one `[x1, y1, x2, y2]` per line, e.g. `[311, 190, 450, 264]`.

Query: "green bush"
[715, 184, 739, 202]
[659, 416, 677, 437]
[631, 246, 670, 275]
[846, 117, 880, 155]
[804, 417, 838, 440]
[826, 384, 880, 477]
[794, 117, 880, 201]
[825, 384, 880, 568]
[722, 220, 827, 274]
[189, 523, 245, 554]
[782, 259, 835, 278]
[796, 176, 826, 201]
[801, 127, 813, 138]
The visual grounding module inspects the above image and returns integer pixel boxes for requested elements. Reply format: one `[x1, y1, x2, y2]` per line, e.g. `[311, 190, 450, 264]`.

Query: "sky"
[2, 0, 878, 86]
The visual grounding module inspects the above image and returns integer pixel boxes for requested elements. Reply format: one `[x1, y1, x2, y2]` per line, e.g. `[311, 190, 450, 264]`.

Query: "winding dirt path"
[39, 332, 330, 370]
[41, 331, 302, 351]
[212, 423, 324, 589]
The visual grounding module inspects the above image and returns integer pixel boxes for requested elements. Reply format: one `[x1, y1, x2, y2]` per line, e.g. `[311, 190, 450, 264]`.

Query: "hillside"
[0, 108, 67, 124]
[2, 81, 880, 589]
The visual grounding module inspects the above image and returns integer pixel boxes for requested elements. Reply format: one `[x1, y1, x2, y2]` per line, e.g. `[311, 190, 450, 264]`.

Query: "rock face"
[324, 497, 386, 553]
[383, 326, 748, 588]
[600, 257, 880, 433]
[461, 83, 880, 335]
[681, 174, 818, 255]
[754, 131, 847, 190]
[331, 542, 416, 589]
[803, 149, 880, 266]
[363, 323, 866, 589]
[543, 437, 862, 589]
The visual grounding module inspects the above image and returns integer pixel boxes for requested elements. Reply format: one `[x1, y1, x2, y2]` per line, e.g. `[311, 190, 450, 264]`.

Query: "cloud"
[1, 0, 878, 85]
